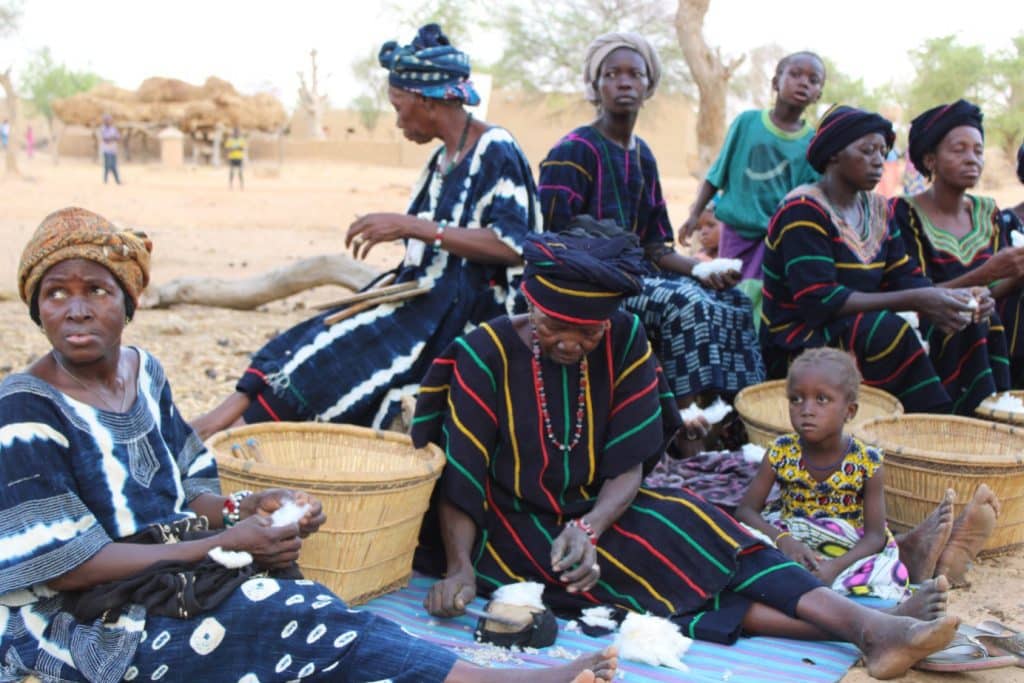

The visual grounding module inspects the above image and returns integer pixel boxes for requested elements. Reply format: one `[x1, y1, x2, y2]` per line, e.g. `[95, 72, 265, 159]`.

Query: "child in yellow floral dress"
[735, 347, 911, 600]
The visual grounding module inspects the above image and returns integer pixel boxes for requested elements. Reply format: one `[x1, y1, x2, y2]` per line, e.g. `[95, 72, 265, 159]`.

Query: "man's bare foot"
[890, 575, 949, 620]
[861, 615, 958, 679]
[936, 485, 1000, 587]
[448, 647, 618, 683]
[897, 489, 954, 583]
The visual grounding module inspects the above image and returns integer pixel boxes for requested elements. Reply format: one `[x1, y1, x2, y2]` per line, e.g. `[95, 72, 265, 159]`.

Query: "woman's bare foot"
[861, 614, 959, 679]
[935, 485, 1000, 587]
[448, 647, 618, 683]
[896, 489, 954, 583]
[890, 575, 949, 620]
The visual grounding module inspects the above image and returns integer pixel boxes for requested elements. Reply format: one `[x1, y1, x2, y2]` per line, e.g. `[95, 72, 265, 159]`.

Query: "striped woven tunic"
[412, 313, 821, 643]
[892, 194, 1018, 390]
[238, 127, 541, 428]
[762, 185, 1003, 413]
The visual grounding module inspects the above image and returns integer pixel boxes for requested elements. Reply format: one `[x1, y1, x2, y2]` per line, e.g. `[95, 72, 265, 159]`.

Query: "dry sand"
[2, 155, 1022, 682]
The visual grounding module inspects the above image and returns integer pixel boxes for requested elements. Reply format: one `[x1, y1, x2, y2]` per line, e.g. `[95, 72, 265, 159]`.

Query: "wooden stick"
[323, 286, 431, 326]
[313, 279, 418, 311]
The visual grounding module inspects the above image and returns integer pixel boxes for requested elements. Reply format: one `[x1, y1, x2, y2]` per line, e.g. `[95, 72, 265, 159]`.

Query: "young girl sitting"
[736, 348, 1002, 597]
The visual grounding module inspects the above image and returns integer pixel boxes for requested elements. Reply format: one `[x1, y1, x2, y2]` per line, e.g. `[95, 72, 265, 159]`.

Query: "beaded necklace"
[530, 327, 588, 452]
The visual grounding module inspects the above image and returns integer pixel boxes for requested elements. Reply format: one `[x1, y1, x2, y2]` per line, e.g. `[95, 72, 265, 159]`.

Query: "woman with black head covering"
[762, 105, 999, 414]
[194, 24, 541, 439]
[412, 231, 958, 679]
[892, 102, 1024, 387]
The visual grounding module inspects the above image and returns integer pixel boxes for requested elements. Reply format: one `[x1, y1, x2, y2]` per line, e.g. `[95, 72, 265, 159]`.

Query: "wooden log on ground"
[141, 253, 381, 310]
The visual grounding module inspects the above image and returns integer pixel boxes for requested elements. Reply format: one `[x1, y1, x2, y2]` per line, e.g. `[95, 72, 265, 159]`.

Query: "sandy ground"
[1, 155, 1022, 681]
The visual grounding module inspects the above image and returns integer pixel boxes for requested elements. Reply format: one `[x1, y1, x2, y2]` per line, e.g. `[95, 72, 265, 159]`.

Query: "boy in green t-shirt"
[681, 52, 826, 312]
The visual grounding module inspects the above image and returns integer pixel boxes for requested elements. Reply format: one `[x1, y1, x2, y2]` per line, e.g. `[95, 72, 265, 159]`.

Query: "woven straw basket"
[206, 422, 445, 605]
[735, 379, 904, 448]
[975, 390, 1024, 427]
[852, 415, 1024, 556]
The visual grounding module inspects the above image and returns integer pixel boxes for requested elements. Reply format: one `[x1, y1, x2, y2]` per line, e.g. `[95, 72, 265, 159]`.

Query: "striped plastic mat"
[362, 576, 862, 682]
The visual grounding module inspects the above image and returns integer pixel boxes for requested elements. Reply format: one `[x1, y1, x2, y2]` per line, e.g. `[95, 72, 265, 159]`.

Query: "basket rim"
[735, 379, 904, 434]
[205, 421, 446, 483]
[851, 414, 1024, 466]
[975, 390, 1024, 425]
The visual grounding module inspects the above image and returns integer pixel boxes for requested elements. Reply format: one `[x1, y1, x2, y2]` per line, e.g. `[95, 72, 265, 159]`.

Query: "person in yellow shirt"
[225, 126, 247, 189]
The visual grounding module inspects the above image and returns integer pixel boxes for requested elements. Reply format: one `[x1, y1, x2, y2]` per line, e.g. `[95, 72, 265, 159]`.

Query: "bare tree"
[675, 0, 743, 172]
[297, 49, 328, 140]
[1, 2, 21, 175]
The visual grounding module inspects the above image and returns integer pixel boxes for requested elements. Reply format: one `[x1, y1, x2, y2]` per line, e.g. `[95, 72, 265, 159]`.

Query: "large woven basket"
[852, 415, 1024, 556]
[206, 422, 445, 604]
[735, 379, 904, 447]
[975, 391, 1024, 427]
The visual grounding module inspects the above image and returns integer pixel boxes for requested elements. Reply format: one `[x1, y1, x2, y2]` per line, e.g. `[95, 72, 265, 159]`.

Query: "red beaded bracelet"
[434, 220, 448, 249]
[568, 518, 598, 545]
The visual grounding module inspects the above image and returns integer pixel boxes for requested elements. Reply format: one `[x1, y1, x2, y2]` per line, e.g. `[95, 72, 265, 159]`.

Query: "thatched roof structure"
[52, 77, 286, 133]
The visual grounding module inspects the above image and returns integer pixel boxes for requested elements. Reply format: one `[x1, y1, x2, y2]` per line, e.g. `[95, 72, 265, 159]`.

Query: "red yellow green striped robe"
[412, 313, 820, 643]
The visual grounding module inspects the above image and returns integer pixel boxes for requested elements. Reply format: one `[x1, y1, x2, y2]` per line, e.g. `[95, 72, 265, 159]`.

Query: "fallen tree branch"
[141, 253, 381, 310]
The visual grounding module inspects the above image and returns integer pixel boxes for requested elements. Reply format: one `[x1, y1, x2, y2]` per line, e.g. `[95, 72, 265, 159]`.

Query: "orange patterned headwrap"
[18, 207, 152, 307]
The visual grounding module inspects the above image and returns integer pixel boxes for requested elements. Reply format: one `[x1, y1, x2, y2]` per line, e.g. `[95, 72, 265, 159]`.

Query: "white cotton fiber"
[615, 612, 691, 671]
[967, 296, 979, 310]
[208, 546, 253, 569]
[897, 311, 929, 354]
[271, 500, 311, 527]
[692, 258, 743, 281]
[989, 392, 1024, 414]
[491, 581, 546, 610]
[741, 443, 767, 463]
[580, 606, 619, 630]
[1011, 231, 1024, 248]
[679, 398, 733, 426]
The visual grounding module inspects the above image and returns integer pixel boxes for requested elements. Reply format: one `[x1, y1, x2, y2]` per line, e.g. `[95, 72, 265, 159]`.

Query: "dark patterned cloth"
[806, 105, 894, 174]
[18, 206, 152, 306]
[412, 313, 820, 645]
[908, 99, 984, 178]
[762, 184, 1004, 414]
[238, 128, 539, 428]
[538, 125, 764, 398]
[893, 194, 1018, 391]
[643, 449, 773, 512]
[378, 23, 480, 105]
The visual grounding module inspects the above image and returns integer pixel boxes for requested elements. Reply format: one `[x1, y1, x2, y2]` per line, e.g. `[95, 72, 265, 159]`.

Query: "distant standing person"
[1, 118, 9, 149]
[100, 114, 121, 184]
[680, 51, 825, 312]
[225, 126, 247, 190]
[25, 124, 34, 159]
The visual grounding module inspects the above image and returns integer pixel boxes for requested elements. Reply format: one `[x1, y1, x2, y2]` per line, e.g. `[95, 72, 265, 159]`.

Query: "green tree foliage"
[906, 36, 991, 115]
[0, 0, 19, 37]
[987, 35, 1024, 159]
[349, 46, 388, 132]
[489, 0, 692, 96]
[20, 47, 102, 126]
[819, 57, 892, 117]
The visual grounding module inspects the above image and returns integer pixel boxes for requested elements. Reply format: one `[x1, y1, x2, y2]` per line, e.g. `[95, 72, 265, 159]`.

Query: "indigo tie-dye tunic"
[0, 350, 456, 682]
[239, 127, 541, 429]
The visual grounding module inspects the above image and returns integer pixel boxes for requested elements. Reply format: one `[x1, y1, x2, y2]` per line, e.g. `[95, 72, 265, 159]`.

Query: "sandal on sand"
[970, 620, 1024, 665]
[915, 630, 1019, 672]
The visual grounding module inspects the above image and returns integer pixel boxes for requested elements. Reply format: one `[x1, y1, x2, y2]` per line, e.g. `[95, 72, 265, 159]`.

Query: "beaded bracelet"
[774, 531, 792, 543]
[222, 490, 253, 527]
[568, 518, 598, 546]
[434, 220, 448, 249]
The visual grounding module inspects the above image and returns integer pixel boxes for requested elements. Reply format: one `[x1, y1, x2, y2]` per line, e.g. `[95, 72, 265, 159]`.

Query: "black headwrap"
[805, 105, 895, 173]
[520, 227, 645, 324]
[908, 99, 984, 179]
[378, 24, 480, 105]
[1017, 141, 1024, 184]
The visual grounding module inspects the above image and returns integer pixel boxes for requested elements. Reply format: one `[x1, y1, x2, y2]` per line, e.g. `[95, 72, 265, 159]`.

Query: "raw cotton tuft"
[580, 606, 618, 630]
[989, 392, 1024, 414]
[741, 443, 766, 463]
[271, 500, 311, 527]
[208, 546, 253, 569]
[491, 582, 546, 610]
[692, 258, 743, 281]
[679, 397, 733, 425]
[1011, 231, 1024, 248]
[896, 311, 929, 354]
[615, 611, 691, 671]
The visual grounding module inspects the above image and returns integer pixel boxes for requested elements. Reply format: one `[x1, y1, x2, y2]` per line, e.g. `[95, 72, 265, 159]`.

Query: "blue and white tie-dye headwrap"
[378, 23, 481, 106]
